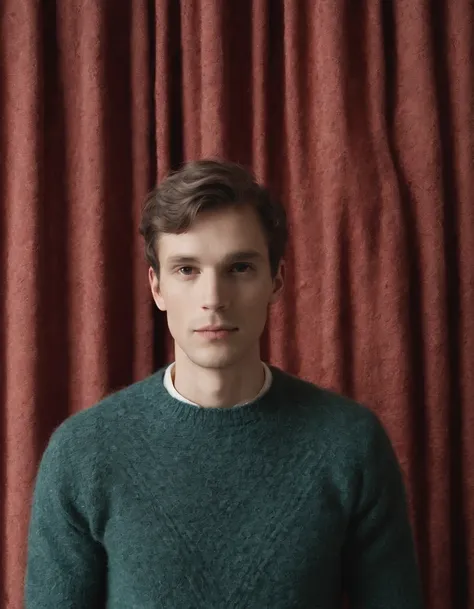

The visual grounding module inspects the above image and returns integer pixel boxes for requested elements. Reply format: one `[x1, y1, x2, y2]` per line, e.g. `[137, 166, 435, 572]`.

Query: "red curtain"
[1, 1, 473, 607]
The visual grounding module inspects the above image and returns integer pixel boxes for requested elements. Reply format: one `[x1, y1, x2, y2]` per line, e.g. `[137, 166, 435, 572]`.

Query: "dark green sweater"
[25, 365, 423, 608]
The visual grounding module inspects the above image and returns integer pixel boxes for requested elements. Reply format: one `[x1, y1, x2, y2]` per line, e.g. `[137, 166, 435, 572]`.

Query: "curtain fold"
[1, 1, 154, 604]
[1, 1, 472, 607]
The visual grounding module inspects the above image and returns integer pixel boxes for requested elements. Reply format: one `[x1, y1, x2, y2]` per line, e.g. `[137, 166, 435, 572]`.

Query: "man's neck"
[172, 352, 266, 408]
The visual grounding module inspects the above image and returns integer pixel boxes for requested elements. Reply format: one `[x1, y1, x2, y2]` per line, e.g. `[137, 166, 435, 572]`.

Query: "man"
[25, 160, 424, 607]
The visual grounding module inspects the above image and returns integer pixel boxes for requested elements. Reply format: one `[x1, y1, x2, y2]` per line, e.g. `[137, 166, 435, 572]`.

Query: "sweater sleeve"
[24, 423, 107, 608]
[342, 412, 424, 608]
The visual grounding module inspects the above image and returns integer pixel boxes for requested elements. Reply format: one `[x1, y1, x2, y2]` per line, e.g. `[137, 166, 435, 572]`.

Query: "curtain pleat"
[1, 1, 153, 603]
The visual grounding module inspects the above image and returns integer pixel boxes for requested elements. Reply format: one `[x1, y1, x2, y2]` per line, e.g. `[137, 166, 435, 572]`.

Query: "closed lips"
[196, 326, 237, 332]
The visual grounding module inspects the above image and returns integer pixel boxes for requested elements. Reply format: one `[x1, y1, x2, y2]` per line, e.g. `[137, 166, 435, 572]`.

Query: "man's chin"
[186, 349, 244, 371]
[194, 357, 238, 371]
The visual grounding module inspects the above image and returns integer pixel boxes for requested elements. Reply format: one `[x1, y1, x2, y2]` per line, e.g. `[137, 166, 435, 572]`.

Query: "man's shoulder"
[32, 371, 168, 494]
[273, 368, 395, 484]
[272, 366, 384, 446]
[46, 370, 164, 453]
[273, 366, 375, 420]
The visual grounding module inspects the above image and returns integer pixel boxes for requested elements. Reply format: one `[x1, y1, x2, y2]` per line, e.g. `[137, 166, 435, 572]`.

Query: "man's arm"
[24, 427, 106, 608]
[342, 412, 424, 608]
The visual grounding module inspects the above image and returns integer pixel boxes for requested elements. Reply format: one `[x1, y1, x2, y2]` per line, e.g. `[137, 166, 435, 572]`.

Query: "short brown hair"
[139, 159, 288, 278]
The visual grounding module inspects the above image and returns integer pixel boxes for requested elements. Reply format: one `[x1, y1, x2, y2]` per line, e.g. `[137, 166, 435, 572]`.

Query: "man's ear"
[148, 267, 166, 311]
[269, 260, 285, 304]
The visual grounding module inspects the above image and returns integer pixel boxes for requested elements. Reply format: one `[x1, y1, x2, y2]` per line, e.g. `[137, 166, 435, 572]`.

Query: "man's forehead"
[157, 205, 270, 265]
[158, 224, 267, 255]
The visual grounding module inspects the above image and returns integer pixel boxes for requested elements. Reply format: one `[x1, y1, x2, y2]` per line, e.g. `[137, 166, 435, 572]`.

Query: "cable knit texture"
[25, 366, 423, 608]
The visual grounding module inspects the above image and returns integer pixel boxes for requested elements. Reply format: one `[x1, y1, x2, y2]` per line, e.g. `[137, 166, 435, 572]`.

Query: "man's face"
[149, 205, 284, 371]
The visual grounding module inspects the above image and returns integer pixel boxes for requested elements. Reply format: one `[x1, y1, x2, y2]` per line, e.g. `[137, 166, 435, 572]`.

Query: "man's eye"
[231, 263, 253, 273]
[178, 267, 195, 276]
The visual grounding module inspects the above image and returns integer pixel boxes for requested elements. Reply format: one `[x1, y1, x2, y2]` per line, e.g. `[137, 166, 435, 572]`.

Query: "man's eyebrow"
[166, 250, 264, 266]
[227, 250, 264, 262]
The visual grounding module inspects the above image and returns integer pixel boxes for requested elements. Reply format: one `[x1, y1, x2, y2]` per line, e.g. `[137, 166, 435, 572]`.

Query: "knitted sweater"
[25, 365, 423, 608]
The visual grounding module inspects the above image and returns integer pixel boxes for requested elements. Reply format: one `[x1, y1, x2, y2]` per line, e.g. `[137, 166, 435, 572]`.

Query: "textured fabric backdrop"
[1, 1, 473, 608]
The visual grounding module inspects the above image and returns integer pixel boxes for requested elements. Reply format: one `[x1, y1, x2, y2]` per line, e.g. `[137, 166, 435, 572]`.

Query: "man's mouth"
[195, 326, 238, 340]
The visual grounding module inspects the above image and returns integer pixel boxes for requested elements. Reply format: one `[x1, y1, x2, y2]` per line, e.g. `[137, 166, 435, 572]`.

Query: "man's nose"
[200, 271, 230, 311]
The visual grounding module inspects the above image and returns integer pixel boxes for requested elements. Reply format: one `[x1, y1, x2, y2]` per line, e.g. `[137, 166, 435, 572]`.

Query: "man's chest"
[101, 444, 349, 608]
